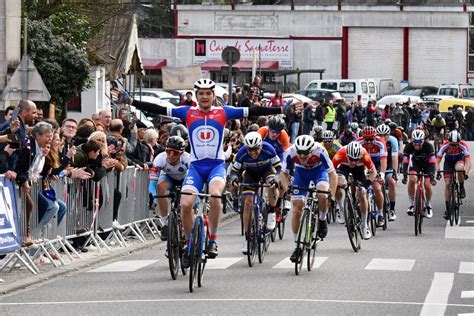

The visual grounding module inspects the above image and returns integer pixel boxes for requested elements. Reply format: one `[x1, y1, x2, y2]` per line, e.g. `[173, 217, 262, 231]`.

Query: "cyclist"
[321, 130, 342, 159]
[313, 125, 324, 142]
[118, 79, 282, 266]
[149, 136, 189, 241]
[350, 122, 361, 137]
[280, 135, 337, 262]
[445, 112, 459, 134]
[435, 130, 471, 219]
[356, 126, 388, 227]
[401, 130, 437, 218]
[229, 132, 281, 254]
[170, 124, 190, 152]
[257, 115, 291, 211]
[432, 113, 447, 140]
[333, 141, 378, 239]
[339, 129, 356, 146]
[376, 124, 399, 221]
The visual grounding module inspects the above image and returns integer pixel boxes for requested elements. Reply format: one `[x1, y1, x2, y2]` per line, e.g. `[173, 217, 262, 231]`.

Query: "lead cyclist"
[117, 79, 283, 267]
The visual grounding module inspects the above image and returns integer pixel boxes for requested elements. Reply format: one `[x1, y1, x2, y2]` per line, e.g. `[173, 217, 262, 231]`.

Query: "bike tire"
[449, 182, 456, 226]
[344, 195, 360, 252]
[278, 218, 285, 240]
[382, 188, 389, 231]
[188, 219, 202, 293]
[414, 188, 422, 236]
[240, 210, 244, 236]
[257, 207, 266, 264]
[454, 182, 460, 226]
[247, 211, 257, 267]
[270, 225, 276, 242]
[167, 211, 179, 280]
[307, 212, 318, 271]
[295, 209, 308, 275]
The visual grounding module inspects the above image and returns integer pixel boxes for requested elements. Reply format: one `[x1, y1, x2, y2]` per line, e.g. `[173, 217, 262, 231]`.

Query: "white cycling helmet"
[350, 122, 359, 130]
[313, 125, 323, 133]
[346, 142, 363, 160]
[448, 130, 462, 143]
[322, 130, 335, 141]
[376, 124, 391, 136]
[411, 130, 425, 143]
[244, 131, 262, 149]
[194, 78, 215, 91]
[295, 135, 315, 154]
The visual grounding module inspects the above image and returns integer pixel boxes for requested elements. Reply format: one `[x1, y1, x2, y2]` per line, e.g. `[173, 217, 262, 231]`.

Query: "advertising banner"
[193, 38, 293, 69]
[0, 179, 21, 254]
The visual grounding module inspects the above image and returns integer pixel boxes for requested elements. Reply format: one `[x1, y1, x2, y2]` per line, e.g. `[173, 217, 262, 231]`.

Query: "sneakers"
[460, 186, 466, 199]
[206, 242, 218, 259]
[160, 225, 168, 241]
[284, 200, 291, 211]
[425, 206, 433, 219]
[112, 220, 125, 231]
[317, 220, 328, 239]
[290, 247, 302, 263]
[362, 226, 372, 240]
[389, 210, 397, 221]
[377, 215, 385, 228]
[336, 210, 345, 224]
[267, 213, 276, 231]
[406, 206, 414, 216]
[181, 245, 190, 269]
[241, 242, 248, 255]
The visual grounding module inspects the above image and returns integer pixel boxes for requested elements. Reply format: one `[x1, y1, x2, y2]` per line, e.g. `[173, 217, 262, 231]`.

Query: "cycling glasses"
[412, 139, 423, 145]
[348, 157, 359, 162]
[364, 137, 375, 142]
[296, 150, 311, 157]
[247, 147, 260, 153]
[166, 148, 183, 156]
[269, 129, 282, 134]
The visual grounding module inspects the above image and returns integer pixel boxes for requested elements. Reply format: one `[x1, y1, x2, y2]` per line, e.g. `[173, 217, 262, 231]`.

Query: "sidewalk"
[0, 211, 239, 295]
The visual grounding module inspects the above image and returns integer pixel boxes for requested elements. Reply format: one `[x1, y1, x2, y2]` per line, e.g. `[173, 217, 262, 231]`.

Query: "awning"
[142, 58, 167, 70]
[199, 60, 279, 71]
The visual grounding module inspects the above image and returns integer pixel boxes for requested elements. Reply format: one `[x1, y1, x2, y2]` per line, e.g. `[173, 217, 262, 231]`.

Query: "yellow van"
[438, 98, 474, 115]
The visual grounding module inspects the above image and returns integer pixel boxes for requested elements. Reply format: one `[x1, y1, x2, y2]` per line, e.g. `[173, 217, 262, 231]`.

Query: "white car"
[376, 95, 421, 108]
[282, 93, 314, 105]
[132, 89, 180, 106]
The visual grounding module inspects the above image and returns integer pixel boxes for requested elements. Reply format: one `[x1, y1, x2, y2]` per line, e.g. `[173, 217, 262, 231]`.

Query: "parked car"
[215, 82, 238, 94]
[132, 89, 180, 106]
[294, 89, 344, 104]
[305, 79, 375, 106]
[282, 93, 314, 105]
[438, 83, 474, 99]
[398, 86, 438, 98]
[376, 95, 421, 108]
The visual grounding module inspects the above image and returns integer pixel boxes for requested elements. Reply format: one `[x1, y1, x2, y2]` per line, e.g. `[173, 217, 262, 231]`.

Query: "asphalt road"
[1, 165, 473, 315]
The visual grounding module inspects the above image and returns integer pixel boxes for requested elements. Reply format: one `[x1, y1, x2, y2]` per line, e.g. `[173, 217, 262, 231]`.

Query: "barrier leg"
[133, 222, 147, 242]
[144, 220, 157, 239]
[63, 238, 83, 260]
[56, 239, 74, 263]
[46, 240, 65, 266]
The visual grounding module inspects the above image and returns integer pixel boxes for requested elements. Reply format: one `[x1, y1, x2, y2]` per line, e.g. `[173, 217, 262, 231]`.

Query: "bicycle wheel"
[343, 195, 360, 252]
[295, 209, 308, 275]
[449, 182, 456, 226]
[382, 187, 389, 231]
[307, 212, 318, 271]
[257, 208, 266, 264]
[188, 218, 202, 293]
[167, 211, 179, 280]
[414, 188, 422, 236]
[454, 183, 461, 225]
[240, 209, 244, 236]
[270, 224, 276, 242]
[278, 218, 286, 240]
[247, 211, 257, 267]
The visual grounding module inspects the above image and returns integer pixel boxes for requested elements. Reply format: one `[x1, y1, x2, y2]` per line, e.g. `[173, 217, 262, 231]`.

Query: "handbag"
[42, 179, 57, 201]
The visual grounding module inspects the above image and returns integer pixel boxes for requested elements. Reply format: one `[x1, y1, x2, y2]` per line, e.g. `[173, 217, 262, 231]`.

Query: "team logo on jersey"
[194, 126, 217, 143]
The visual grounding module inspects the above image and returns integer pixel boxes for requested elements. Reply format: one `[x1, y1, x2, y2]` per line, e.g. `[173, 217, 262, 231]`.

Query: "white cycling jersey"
[153, 151, 190, 181]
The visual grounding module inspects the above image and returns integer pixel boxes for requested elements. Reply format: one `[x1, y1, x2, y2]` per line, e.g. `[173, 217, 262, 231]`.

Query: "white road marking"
[272, 257, 328, 269]
[445, 220, 474, 239]
[461, 291, 474, 299]
[420, 272, 454, 316]
[87, 260, 158, 273]
[459, 262, 474, 274]
[466, 220, 474, 224]
[205, 257, 242, 269]
[458, 313, 474, 316]
[364, 258, 415, 271]
[0, 298, 473, 307]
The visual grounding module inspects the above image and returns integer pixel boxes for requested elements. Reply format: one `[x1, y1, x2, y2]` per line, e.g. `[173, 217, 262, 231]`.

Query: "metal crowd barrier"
[0, 167, 161, 275]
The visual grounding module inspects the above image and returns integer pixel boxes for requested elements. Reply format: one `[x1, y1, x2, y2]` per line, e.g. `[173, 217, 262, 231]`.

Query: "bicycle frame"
[407, 172, 430, 236]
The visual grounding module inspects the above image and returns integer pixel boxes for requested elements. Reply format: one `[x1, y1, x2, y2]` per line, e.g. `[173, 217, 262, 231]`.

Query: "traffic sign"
[221, 47, 240, 66]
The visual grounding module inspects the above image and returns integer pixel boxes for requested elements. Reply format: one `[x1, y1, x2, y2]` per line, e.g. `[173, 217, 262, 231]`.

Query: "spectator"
[36, 108, 44, 122]
[382, 105, 391, 121]
[128, 128, 159, 169]
[95, 122, 106, 133]
[303, 102, 317, 135]
[78, 118, 96, 131]
[91, 112, 100, 125]
[251, 75, 264, 101]
[353, 102, 365, 124]
[181, 91, 197, 106]
[401, 103, 410, 131]
[286, 101, 303, 143]
[269, 91, 283, 108]
[61, 118, 77, 157]
[315, 102, 324, 127]
[74, 124, 95, 147]
[323, 100, 336, 131]
[465, 107, 474, 140]
[455, 107, 465, 135]
[391, 103, 404, 126]
[365, 100, 377, 126]
[110, 118, 137, 161]
[15, 122, 54, 245]
[222, 93, 230, 106]
[335, 101, 347, 135]
[239, 88, 256, 108]
[98, 109, 112, 132]
[0, 105, 14, 130]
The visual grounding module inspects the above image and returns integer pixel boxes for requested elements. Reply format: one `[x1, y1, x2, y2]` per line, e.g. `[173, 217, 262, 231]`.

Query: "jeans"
[38, 193, 67, 227]
[290, 122, 300, 143]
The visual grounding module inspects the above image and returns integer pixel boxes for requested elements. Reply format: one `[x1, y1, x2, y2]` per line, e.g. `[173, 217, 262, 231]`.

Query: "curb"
[0, 211, 240, 295]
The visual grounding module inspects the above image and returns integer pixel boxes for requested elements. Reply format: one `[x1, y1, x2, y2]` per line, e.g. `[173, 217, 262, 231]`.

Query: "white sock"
[361, 213, 368, 229]
[319, 211, 327, 221]
[161, 215, 168, 225]
[409, 196, 414, 207]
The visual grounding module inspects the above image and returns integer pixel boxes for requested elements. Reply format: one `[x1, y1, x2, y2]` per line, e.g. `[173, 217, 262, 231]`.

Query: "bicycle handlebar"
[180, 191, 230, 199]
[289, 185, 332, 197]
[406, 172, 433, 177]
[240, 182, 273, 188]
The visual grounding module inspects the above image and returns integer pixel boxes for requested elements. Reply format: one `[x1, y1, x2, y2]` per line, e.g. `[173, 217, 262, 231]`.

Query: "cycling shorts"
[408, 161, 431, 175]
[443, 159, 465, 179]
[182, 159, 226, 193]
[158, 174, 183, 190]
[242, 166, 277, 196]
[291, 166, 329, 201]
[336, 165, 369, 189]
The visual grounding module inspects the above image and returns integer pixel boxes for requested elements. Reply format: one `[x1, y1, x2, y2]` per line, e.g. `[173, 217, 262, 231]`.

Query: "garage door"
[348, 28, 403, 87]
[409, 28, 466, 87]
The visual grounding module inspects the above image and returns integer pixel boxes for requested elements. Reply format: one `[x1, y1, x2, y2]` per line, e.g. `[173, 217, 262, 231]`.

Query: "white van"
[438, 83, 474, 100]
[304, 79, 376, 106]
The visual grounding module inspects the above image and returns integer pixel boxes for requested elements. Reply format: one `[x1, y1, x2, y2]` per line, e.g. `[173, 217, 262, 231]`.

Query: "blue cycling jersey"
[231, 141, 282, 175]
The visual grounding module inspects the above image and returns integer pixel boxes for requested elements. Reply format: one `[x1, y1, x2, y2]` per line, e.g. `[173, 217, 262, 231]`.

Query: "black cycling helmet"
[170, 124, 189, 140]
[166, 136, 186, 151]
[268, 116, 285, 131]
[343, 129, 353, 139]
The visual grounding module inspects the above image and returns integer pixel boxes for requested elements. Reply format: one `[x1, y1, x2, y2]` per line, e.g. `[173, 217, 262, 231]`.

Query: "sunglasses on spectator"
[166, 148, 183, 155]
